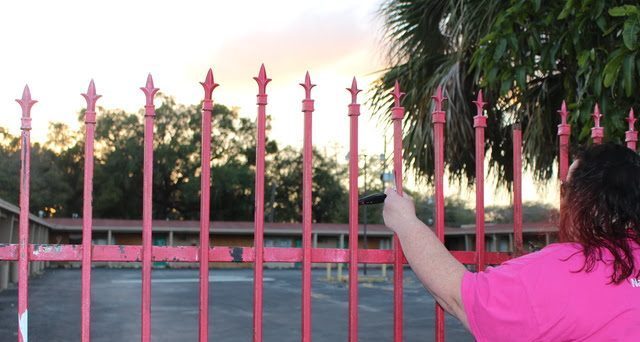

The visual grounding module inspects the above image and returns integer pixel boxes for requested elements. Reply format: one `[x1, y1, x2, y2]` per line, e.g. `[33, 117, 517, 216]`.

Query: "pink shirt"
[462, 243, 640, 341]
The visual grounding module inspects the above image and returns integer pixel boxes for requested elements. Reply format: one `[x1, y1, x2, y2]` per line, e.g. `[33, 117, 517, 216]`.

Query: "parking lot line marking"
[111, 276, 274, 284]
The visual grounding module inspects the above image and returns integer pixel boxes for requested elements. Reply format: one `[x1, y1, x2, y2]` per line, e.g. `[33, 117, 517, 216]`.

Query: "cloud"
[206, 7, 383, 85]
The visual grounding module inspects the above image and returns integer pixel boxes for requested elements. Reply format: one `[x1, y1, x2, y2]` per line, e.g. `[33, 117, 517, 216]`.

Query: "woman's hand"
[382, 188, 419, 235]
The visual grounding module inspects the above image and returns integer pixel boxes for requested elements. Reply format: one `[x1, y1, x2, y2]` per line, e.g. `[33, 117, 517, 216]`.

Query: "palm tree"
[372, 0, 640, 186]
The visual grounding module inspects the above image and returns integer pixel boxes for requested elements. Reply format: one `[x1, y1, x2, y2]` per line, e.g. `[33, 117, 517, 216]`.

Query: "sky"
[0, 0, 559, 207]
[0, 1, 387, 150]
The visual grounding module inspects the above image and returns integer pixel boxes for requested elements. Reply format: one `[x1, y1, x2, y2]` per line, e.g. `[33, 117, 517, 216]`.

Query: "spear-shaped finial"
[392, 81, 406, 121]
[346, 77, 361, 105]
[557, 100, 571, 140]
[200, 68, 219, 102]
[590, 103, 604, 144]
[472, 90, 488, 128]
[346, 77, 362, 117]
[431, 86, 447, 124]
[81, 79, 101, 124]
[592, 103, 603, 127]
[431, 86, 447, 112]
[300, 71, 315, 100]
[140, 73, 159, 107]
[627, 108, 636, 132]
[392, 81, 405, 107]
[558, 100, 569, 125]
[626, 107, 638, 150]
[81, 79, 101, 112]
[254, 64, 271, 96]
[472, 90, 487, 117]
[16, 85, 37, 119]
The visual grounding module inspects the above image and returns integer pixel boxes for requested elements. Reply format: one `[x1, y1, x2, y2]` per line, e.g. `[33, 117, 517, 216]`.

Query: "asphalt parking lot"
[0, 267, 473, 341]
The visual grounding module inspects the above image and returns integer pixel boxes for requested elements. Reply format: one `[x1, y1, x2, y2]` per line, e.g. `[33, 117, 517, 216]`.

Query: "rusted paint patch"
[34, 244, 64, 256]
[230, 247, 243, 263]
[46, 245, 63, 253]
[19, 309, 28, 342]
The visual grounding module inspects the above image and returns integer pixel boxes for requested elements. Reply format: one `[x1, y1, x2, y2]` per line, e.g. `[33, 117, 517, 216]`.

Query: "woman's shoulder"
[497, 240, 640, 279]
[499, 242, 584, 269]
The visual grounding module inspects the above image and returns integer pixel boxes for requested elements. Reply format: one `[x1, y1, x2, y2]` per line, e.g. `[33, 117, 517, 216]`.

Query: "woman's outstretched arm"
[382, 188, 470, 329]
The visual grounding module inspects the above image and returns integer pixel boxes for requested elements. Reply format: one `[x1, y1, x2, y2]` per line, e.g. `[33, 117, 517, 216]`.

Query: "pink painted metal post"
[591, 104, 604, 144]
[625, 108, 637, 151]
[391, 81, 405, 342]
[346, 77, 360, 342]
[473, 91, 487, 271]
[512, 124, 523, 256]
[431, 85, 446, 341]
[199, 69, 218, 341]
[81, 80, 100, 342]
[557, 102, 571, 183]
[557, 101, 571, 222]
[140, 74, 159, 342]
[16, 85, 36, 342]
[301, 69, 314, 342]
[253, 64, 270, 342]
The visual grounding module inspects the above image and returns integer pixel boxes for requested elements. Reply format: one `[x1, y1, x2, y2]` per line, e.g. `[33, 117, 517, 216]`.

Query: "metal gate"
[0, 65, 636, 342]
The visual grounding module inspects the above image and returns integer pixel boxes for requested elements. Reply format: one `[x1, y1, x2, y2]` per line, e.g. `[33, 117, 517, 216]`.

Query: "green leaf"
[596, 16, 607, 32]
[592, 0, 605, 19]
[602, 25, 618, 36]
[603, 50, 625, 87]
[550, 43, 561, 61]
[623, 18, 640, 50]
[527, 36, 536, 49]
[479, 32, 497, 45]
[493, 38, 507, 61]
[516, 67, 526, 88]
[558, 0, 574, 19]
[508, 35, 518, 50]
[594, 73, 603, 96]
[623, 53, 636, 96]
[500, 79, 512, 95]
[578, 51, 590, 67]
[609, 5, 640, 17]
[488, 67, 499, 83]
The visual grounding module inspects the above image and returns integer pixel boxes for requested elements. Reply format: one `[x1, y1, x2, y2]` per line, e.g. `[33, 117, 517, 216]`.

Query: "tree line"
[0, 95, 354, 223]
[0, 95, 555, 225]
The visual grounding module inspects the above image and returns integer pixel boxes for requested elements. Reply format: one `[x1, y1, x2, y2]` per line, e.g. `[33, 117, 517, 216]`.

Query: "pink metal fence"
[2, 64, 637, 342]
[346, 77, 361, 341]
[430, 86, 445, 339]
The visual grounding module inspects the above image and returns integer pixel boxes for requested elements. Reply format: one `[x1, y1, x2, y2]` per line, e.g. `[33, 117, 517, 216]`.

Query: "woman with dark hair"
[383, 143, 640, 341]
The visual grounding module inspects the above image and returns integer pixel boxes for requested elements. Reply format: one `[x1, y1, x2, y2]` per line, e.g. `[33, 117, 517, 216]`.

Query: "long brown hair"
[559, 143, 640, 284]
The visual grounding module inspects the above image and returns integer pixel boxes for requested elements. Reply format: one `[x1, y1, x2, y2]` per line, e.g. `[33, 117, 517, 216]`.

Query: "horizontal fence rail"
[1, 64, 637, 342]
[0, 245, 513, 264]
